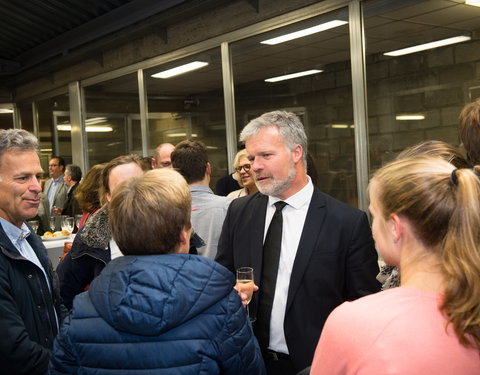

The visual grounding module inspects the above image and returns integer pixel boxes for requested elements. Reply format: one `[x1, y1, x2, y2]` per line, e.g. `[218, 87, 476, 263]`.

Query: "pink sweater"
[311, 287, 480, 374]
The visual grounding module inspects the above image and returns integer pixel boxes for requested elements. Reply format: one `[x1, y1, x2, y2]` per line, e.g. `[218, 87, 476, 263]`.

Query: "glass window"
[36, 94, 71, 170]
[365, 0, 480, 169]
[231, 9, 357, 206]
[144, 48, 226, 185]
[0, 104, 15, 130]
[83, 73, 138, 166]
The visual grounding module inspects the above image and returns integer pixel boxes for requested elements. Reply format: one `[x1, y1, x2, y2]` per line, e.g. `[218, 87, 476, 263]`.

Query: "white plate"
[41, 235, 70, 241]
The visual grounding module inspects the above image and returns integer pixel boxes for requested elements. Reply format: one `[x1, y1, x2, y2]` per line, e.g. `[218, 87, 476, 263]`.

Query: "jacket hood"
[88, 254, 235, 336]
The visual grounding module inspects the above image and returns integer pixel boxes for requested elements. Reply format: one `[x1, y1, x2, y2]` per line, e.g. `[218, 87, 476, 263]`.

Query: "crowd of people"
[1, 101, 480, 375]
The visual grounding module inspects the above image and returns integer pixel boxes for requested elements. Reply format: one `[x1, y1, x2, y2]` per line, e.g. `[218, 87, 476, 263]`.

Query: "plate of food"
[41, 230, 71, 241]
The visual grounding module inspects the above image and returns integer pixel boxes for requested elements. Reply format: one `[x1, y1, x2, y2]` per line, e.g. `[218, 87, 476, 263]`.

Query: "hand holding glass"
[236, 267, 256, 322]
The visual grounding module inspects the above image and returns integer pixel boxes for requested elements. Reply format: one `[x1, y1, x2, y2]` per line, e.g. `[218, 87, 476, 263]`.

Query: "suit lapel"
[286, 189, 326, 312]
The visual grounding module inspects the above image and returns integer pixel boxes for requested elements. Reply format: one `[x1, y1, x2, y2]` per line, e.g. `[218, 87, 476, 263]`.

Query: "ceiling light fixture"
[151, 61, 209, 79]
[265, 69, 323, 82]
[0, 108, 13, 114]
[166, 132, 198, 138]
[261, 20, 348, 45]
[384, 35, 471, 56]
[465, 0, 480, 7]
[57, 124, 113, 132]
[395, 114, 425, 120]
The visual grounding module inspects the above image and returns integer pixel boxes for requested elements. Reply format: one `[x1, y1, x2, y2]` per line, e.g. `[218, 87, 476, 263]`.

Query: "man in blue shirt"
[0, 129, 63, 375]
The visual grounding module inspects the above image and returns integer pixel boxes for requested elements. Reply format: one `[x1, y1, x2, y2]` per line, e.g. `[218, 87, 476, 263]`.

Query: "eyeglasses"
[48, 164, 59, 167]
[235, 164, 251, 173]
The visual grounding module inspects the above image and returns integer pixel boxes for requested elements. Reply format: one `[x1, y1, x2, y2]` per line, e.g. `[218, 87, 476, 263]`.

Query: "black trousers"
[263, 351, 296, 375]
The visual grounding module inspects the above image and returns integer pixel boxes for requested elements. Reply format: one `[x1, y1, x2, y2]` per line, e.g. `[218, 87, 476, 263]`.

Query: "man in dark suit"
[216, 110, 380, 374]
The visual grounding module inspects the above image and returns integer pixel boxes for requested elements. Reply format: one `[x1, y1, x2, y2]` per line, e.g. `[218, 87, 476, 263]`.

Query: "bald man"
[151, 143, 175, 169]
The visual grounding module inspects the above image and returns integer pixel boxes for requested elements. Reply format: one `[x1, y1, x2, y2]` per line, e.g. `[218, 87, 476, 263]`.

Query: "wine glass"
[49, 216, 56, 232]
[27, 220, 39, 234]
[75, 214, 83, 232]
[236, 267, 255, 322]
[61, 216, 74, 234]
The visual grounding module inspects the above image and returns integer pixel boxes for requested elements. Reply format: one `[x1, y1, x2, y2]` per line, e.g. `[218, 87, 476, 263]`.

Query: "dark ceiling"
[0, 0, 232, 88]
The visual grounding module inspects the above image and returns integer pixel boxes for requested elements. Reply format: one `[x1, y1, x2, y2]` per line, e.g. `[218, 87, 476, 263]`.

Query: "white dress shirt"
[264, 177, 314, 354]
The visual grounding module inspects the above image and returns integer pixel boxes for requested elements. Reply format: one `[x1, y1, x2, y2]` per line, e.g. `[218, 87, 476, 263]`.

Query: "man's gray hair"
[0, 129, 38, 167]
[240, 110, 308, 164]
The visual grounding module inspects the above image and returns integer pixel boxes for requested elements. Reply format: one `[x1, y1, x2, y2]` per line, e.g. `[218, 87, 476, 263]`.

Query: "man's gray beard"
[255, 166, 296, 197]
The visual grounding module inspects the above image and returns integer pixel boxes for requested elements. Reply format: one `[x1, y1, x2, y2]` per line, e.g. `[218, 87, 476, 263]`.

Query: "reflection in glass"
[144, 48, 227, 186]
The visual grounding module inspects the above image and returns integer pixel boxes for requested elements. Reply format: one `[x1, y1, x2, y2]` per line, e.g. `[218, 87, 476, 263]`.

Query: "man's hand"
[234, 282, 259, 306]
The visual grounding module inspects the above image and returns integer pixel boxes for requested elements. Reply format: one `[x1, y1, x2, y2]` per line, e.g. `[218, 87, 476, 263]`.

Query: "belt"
[263, 350, 290, 361]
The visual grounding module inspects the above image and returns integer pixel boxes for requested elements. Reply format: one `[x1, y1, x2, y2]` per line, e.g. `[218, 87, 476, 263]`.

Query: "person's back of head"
[459, 98, 480, 165]
[108, 168, 191, 256]
[65, 164, 82, 183]
[75, 163, 105, 213]
[397, 140, 470, 168]
[171, 140, 208, 184]
[371, 156, 480, 349]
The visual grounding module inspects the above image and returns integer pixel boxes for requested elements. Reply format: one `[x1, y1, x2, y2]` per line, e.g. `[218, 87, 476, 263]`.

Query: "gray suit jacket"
[38, 176, 68, 232]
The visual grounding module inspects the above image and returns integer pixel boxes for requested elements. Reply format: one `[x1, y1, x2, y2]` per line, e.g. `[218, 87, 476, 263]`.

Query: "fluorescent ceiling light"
[151, 61, 209, 79]
[41, 148, 53, 152]
[166, 133, 198, 138]
[85, 117, 107, 125]
[265, 69, 323, 82]
[261, 20, 348, 45]
[466, 0, 480, 7]
[331, 124, 350, 129]
[57, 124, 113, 132]
[396, 114, 425, 121]
[0, 108, 13, 114]
[384, 35, 471, 56]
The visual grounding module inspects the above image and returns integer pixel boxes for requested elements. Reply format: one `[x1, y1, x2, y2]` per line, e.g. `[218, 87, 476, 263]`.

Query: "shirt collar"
[268, 176, 314, 210]
[189, 185, 214, 194]
[52, 175, 63, 184]
[0, 217, 31, 243]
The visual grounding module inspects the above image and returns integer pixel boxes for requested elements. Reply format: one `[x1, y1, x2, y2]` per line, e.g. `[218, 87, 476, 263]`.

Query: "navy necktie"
[255, 200, 288, 349]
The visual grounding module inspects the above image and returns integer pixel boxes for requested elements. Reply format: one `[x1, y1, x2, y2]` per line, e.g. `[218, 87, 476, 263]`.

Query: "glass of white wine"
[27, 220, 39, 235]
[236, 267, 255, 322]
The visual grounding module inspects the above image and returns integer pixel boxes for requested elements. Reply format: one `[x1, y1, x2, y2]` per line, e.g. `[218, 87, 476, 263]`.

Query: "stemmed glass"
[236, 267, 256, 322]
[61, 216, 74, 234]
[27, 220, 39, 234]
[49, 217, 56, 232]
[75, 214, 82, 232]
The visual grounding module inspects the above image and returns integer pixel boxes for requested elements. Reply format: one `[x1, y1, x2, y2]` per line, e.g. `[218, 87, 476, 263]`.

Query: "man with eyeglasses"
[38, 156, 68, 233]
[151, 142, 175, 169]
[171, 140, 231, 260]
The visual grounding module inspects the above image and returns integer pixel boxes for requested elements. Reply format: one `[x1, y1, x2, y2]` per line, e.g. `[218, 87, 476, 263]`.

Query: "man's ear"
[177, 227, 191, 254]
[292, 145, 303, 163]
[206, 162, 212, 176]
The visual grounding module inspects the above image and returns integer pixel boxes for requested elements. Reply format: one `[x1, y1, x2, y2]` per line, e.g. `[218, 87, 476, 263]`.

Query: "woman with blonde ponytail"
[310, 156, 480, 374]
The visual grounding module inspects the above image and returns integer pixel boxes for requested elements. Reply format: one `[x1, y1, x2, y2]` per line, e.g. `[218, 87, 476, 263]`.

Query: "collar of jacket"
[80, 205, 111, 250]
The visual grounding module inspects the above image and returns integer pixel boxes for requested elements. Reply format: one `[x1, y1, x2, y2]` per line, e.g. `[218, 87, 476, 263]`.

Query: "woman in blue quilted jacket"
[49, 168, 265, 375]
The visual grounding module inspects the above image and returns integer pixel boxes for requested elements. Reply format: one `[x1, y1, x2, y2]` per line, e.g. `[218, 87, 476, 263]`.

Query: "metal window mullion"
[137, 69, 149, 156]
[221, 42, 237, 172]
[349, 0, 370, 212]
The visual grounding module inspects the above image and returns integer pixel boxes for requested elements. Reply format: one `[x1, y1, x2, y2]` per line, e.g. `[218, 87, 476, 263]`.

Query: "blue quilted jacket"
[49, 253, 265, 375]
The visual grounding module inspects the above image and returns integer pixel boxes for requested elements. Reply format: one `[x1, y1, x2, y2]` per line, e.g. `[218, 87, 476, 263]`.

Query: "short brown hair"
[171, 140, 208, 184]
[99, 154, 147, 205]
[109, 169, 191, 255]
[75, 163, 105, 213]
[458, 98, 480, 165]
